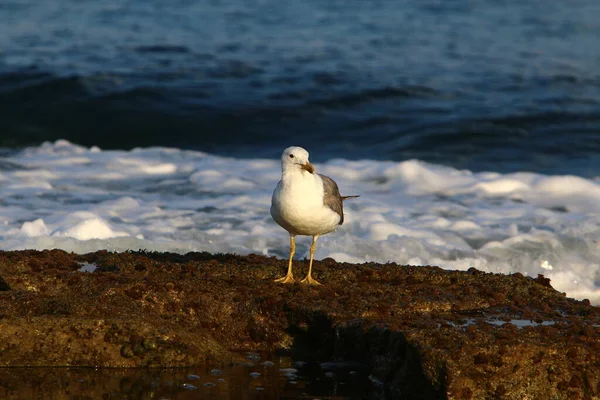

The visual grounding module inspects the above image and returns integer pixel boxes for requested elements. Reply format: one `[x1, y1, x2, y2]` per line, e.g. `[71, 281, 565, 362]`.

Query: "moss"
[0, 250, 598, 398]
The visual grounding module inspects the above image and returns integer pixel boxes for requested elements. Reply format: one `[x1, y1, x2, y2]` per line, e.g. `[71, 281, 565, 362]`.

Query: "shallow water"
[0, 355, 373, 400]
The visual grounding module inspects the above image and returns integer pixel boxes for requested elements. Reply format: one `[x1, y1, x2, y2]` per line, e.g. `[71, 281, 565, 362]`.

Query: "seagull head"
[281, 146, 314, 174]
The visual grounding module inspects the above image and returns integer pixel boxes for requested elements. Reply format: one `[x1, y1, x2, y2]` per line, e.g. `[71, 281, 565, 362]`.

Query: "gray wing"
[318, 174, 344, 225]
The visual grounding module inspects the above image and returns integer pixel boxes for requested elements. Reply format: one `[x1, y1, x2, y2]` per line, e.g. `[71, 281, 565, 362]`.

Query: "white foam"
[1, 140, 600, 303]
[52, 216, 129, 240]
[21, 219, 50, 237]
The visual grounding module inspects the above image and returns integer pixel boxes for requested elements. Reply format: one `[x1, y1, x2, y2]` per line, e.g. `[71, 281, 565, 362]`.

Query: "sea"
[1, 0, 600, 307]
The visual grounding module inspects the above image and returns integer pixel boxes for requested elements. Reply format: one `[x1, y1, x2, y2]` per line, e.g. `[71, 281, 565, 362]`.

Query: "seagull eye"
[289, 154, 294, 159]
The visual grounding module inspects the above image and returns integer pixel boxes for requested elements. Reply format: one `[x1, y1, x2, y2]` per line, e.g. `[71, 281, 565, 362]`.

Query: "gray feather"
[319, 174, 359, 225]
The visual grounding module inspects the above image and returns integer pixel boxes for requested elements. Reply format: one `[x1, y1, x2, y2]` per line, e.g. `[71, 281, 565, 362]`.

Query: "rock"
[0, 274, 9, 291]
[0, 249, 599, 399]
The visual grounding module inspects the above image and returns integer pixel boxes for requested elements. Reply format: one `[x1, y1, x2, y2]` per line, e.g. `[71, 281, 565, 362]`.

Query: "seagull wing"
[318, 174, 345, 225]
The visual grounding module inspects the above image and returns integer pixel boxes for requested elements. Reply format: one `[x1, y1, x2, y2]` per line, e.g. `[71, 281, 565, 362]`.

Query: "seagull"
[270, 146, 359, 285]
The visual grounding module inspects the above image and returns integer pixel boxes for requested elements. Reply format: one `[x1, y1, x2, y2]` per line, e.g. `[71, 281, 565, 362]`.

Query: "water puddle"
[77, 262, 98, 273]
[0, 354, 373, 399]
[451, 318, 557, 328]
[487, 319, 556, 328]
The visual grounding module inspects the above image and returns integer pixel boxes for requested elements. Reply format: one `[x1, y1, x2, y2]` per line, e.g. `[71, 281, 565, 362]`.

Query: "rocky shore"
[0, 249, 598, 399]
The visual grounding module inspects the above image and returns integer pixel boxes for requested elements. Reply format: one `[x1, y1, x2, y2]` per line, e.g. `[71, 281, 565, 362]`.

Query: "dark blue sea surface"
[1, 0, 600, 176]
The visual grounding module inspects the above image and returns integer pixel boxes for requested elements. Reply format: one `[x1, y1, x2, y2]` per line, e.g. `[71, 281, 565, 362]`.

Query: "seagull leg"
[301, 235, 321, 285]
[275, 235, 295, 283]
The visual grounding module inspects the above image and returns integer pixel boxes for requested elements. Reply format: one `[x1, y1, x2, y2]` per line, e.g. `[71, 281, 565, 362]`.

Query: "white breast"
[271, 172, 341, 236]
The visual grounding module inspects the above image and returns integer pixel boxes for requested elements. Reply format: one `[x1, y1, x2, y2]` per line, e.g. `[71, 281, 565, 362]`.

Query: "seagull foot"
[300, 276, 321, 285]
[274, 274, 295, 284]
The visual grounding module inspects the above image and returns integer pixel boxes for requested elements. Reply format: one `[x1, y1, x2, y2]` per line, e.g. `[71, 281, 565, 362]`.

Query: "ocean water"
[1, 140, 600, 305]
[2, 0, 600, 175]
[1, 1, 600, 304]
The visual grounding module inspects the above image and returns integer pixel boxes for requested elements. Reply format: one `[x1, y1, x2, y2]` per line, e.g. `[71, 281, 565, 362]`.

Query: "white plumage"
[271, 167, 341, 236]
[270, 146, 358, 285]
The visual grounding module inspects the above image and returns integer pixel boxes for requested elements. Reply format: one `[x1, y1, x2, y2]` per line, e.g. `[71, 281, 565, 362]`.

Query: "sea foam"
[1, 140, 599, 303]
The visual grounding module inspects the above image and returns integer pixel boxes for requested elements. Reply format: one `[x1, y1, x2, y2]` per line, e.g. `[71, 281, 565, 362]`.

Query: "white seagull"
[270, 146, 359, 285]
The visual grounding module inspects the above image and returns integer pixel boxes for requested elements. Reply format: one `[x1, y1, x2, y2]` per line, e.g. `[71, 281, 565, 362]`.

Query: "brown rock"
[0, 249, 599, 399]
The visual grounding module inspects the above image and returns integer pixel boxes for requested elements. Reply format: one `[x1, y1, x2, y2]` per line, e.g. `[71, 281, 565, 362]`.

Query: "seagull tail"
[341, 195, 360, 201]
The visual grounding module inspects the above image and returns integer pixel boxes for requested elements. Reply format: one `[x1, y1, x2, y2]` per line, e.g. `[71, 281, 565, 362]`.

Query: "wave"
[1, 68, 599, 177]
[1, 140, 599, 303]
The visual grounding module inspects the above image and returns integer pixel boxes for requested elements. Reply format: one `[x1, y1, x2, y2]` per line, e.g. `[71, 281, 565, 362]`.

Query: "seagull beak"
[298, 162, 314, 174]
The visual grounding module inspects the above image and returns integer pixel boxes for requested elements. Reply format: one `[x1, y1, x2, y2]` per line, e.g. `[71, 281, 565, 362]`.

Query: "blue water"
[1, 0, 600, 176]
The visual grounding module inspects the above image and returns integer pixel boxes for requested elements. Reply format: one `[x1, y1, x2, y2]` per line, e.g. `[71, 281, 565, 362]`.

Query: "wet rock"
[120, 344, 134, 358]
[0, 275, 9, 291]
[0, 249, 599, 399]
[142, 338, 157, 351]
